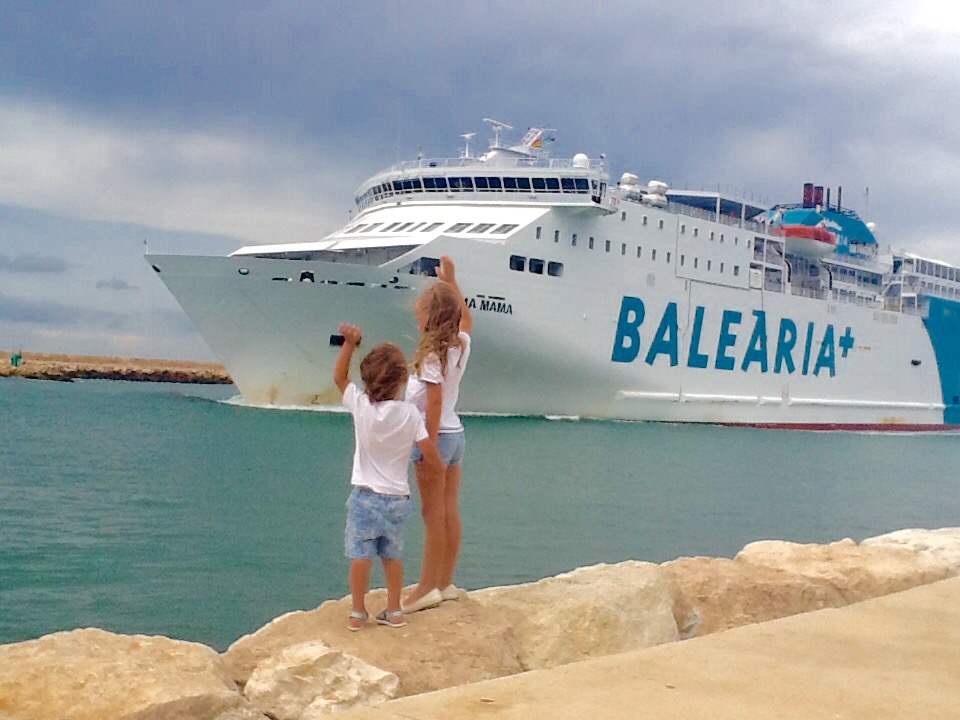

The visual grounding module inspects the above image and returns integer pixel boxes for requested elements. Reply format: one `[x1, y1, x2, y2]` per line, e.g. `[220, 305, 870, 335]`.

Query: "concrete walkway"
[341, 575, 960, 720]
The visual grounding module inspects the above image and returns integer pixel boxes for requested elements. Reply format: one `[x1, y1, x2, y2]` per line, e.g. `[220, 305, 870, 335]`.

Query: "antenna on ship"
[460, 132, 476, 158]
[482, 118, 513, 148]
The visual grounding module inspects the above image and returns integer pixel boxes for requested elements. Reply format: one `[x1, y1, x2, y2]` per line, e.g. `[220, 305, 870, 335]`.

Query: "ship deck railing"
[390, 156, 606, 172]
[620, 198, 767, 233]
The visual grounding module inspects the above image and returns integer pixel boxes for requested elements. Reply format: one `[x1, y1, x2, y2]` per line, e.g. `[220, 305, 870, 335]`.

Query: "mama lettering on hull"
[147, 120, 960, 430]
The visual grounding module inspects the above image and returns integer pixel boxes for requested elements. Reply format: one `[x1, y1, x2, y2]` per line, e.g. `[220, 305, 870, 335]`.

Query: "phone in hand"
[330, 334, 361, 347]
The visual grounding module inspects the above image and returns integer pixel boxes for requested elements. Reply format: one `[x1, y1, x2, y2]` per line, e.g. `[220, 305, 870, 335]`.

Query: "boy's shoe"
[376, 609, 408, 628]
[440, 584, 463, 601]
[401, 588, 442, 613]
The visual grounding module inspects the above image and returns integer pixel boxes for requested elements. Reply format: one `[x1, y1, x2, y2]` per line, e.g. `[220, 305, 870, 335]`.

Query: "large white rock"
[0, 628, 241, 720]
[862, 528, 960, 574]
[736, 537, 954, 602]
[243, 640, 398, 719]
[223, 589, 522, 698]
[470, 561, 679, 671]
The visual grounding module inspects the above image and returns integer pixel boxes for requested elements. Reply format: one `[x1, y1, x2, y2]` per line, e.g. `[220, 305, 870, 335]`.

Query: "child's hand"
[338, 323, 363, 346]
[438, 255, 457, 285]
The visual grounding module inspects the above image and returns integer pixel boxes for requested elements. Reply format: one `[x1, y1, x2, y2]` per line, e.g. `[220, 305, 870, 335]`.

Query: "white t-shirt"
[406, 332, 471, 434]
[342, 382, 428, 496]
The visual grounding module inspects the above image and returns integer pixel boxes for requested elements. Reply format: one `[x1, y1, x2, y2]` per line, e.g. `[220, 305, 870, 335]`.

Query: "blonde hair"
[413, 282, 463, 377]
[360, 343, 408, 402]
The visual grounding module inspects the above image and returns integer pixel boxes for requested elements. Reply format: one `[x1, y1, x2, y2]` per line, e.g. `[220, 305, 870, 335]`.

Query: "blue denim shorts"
[411, 430, 466, 467]
[344, 486, 412, 560]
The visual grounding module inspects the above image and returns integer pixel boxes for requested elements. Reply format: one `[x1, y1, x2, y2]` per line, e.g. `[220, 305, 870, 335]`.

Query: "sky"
[2, 0, 960, 360]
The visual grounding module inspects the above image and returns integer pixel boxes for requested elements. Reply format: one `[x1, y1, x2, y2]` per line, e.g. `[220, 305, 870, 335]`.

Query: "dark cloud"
[0, 253, 69, 273]
[0, 291, 127, 330]
[95, 276, 137, 291]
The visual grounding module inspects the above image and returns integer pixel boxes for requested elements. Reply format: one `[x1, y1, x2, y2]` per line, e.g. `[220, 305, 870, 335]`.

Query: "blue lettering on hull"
[611, 296, 854, 377]
[923, 297, 960, 424]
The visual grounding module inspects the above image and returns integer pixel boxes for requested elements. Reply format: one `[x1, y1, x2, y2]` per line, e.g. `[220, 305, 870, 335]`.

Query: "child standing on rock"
[333, 323, 442, 631]
[402, 255, 473, 613]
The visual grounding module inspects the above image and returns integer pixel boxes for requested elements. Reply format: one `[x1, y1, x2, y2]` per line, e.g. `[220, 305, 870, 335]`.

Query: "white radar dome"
[573, 153, 590, 168]
[647, 180, 669, 195]
[620, 172, 640, 187]
[866, 222, 877, 231]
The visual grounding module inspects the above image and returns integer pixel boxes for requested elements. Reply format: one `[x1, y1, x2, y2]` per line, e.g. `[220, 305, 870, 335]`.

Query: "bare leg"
[349, 559, 372, 630]
[404, 460, 447, 604]
[439, 465, 462, 589]
[381, 558, 404, 613]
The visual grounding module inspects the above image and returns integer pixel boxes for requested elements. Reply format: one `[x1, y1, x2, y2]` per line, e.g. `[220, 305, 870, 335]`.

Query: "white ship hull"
[147, 208, 953, 428]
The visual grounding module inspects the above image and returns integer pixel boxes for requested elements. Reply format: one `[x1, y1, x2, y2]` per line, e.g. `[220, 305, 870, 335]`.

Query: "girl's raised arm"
[438, 255, 472, 335]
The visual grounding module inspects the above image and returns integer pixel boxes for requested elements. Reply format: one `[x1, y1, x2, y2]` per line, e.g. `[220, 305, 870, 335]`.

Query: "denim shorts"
[344, 486, 412, 560]
[411, 430, 466, 467]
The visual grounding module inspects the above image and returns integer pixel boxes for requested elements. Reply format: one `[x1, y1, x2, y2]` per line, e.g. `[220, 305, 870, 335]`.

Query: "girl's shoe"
[347, 610, 368, 632]
[376, 609, 407, 628]
[401, 587, 443, 613]
[440, 584, 462, 601]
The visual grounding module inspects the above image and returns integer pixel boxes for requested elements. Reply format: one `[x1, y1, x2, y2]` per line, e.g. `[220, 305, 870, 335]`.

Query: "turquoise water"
[2, 378, 959, 650]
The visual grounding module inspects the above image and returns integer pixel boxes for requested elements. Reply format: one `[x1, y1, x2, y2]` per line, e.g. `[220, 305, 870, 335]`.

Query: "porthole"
[666, 252, 671, 264]
[238, 268, 250, 275]
[642, 215, 648, 226]
[605, 240, 611, 252]
[537, 226, 543, 239]
[658, 219, 664, 229]
[589, 237, 595, 250]
[636, 246, 642, 258]
[651, 249, 657, 261]
[572, 233, 578, 247]
[693, 228, 699, 237]
[680, 224, 686, 235]
[621, 243, 626, 255]
[621, 211, 627, 221]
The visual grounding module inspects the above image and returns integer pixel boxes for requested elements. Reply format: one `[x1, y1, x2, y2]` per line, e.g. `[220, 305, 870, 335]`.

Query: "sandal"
[376, 609, 407, 628]
[347, 610, 368, 632]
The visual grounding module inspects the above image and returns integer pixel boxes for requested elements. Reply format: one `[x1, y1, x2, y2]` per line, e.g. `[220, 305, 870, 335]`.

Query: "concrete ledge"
[340, 576, 960, 720]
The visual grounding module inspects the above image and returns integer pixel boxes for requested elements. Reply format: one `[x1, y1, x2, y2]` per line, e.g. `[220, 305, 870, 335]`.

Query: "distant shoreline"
[0, 351, 232, 385]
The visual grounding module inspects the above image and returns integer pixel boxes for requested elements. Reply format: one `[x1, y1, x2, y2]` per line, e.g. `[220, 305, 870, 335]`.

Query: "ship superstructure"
[147, 121, 960, 429]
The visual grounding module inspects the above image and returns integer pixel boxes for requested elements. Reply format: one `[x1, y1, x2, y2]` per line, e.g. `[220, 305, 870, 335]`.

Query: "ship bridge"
[353, 123, 609, 213]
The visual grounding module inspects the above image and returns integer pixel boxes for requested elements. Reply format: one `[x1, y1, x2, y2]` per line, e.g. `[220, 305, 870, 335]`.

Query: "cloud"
[0, 253, 69, 273]
[95, 276, 137, 291]
[0, 291, 127, 330]
[0, 99, 353, 248]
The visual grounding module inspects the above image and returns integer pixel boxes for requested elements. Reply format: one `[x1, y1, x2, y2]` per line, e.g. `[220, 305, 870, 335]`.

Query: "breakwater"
[1, 528, 958, 720]
[0, 351, 231, 384]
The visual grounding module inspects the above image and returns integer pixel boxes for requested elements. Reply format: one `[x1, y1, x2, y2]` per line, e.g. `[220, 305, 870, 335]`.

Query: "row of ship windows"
[356, 176, 595, 206]
[919, 281, 960, 299]
[539, 227, 742, 276]
[544, 221, 742, 245]
[509, 255, 564, 277]
[906, 258, 960, 282]
[345, 221, 519, 235]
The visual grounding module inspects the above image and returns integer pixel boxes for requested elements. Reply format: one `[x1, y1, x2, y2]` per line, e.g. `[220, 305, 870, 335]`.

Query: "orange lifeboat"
[773, 223, 837, 258]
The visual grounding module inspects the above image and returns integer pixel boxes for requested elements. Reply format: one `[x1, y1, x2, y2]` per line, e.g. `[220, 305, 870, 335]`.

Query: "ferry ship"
[146, 120, 960, 430]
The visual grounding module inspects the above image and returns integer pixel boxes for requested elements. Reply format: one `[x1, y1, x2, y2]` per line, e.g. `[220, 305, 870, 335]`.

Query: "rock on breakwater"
[0, 351, 232, 384]
[1, 528, 958, 720]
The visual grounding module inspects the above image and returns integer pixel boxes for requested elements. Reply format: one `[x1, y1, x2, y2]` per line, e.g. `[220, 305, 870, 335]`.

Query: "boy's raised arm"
[333, 323, 363, 393]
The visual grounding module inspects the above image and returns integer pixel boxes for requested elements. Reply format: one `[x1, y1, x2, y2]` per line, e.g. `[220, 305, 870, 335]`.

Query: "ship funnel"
[837, 186, 842, 212]
[803, 182, 814, 208]
[813, 185, 824, 208]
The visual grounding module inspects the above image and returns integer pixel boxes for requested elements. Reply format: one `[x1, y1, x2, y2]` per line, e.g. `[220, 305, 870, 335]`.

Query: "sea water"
[2, 378, 959, 650]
